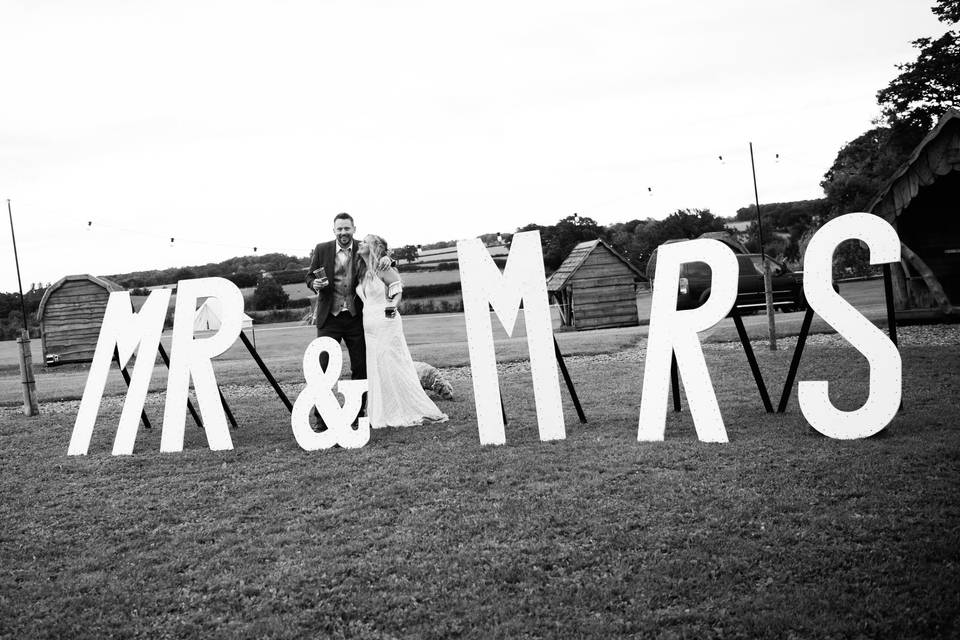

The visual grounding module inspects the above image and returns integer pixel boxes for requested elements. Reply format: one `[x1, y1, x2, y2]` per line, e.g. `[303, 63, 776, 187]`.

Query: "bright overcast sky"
[0, 0, 948, 291]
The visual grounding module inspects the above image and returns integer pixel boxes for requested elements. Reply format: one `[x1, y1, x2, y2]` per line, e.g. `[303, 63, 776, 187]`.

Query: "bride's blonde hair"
[359, 234, 389, 281]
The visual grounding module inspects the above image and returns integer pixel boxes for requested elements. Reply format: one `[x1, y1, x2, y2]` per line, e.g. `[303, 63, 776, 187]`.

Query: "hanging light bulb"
[496, 232, 503, 244]
[169, 237, 175, 247]
[647, 187, 653, 196]
[718, 155, 725, 164]
[416, 244, 422, 255]
[86, 221, 92, 231]
[775, 153, 780, 163]
[253, 246, 258, 253]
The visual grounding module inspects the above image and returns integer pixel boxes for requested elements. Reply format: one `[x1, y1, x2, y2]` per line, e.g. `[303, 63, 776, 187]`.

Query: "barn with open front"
[868, 108, 960, 318]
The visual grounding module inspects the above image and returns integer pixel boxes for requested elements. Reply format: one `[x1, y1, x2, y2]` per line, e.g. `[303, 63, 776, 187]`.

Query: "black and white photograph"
[1, 1, 958, 637]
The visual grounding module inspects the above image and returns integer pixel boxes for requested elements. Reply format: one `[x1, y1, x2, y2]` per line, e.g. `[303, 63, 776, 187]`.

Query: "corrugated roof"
[867, 109, 960, 220]
[38, 274, 125, 321]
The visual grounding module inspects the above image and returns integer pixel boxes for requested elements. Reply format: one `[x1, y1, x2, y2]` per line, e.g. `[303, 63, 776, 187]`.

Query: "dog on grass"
[413, 362, 455, 400]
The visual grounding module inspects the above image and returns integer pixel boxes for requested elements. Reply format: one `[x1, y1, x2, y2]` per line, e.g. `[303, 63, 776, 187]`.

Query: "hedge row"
[399, 298, 464, 315]
[402, 282, 462, 298]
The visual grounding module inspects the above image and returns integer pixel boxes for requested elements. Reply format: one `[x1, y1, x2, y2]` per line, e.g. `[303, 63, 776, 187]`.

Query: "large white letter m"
[68, 289, 171, 456]
[457, 230, 565, 445]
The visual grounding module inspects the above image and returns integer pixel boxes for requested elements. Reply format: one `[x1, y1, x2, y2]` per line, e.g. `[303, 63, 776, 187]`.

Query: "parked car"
[647, 244, 806, 312]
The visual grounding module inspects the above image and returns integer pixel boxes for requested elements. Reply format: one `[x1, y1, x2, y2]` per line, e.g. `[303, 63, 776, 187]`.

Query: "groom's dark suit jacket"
[306, 239, 365, 329]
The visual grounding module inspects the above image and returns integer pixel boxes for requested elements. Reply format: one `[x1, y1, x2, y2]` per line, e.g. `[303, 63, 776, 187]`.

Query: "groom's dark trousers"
[316, 312, 366, 382]
[313, 314, 367, 427]
[307, 239, 367, 422]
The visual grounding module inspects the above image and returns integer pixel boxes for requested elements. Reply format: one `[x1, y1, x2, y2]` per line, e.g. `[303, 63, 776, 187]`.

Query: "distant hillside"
[734, 198, 829, 230]
[107, 252, 310, 289]
[105, 233, 512, 290]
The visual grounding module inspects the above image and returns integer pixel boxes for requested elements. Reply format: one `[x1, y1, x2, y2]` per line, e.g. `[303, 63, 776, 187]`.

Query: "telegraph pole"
[749, 143, 777, 351]
[7, 199, 39, 415]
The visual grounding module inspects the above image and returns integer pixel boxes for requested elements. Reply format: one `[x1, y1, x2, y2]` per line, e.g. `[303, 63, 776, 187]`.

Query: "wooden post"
[749, 143, 777, 351]
[8, 199, 38, 416]
[16, 329, 39, 416]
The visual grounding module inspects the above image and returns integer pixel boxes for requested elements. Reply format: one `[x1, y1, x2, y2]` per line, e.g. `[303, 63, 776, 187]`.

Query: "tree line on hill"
[113, 252, 310, 290]
[0, 289, 45, 341]
[0, 208, 757, 340]
[0, 192, 931, 338]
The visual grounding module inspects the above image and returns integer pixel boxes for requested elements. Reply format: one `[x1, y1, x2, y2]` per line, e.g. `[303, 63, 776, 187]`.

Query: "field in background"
[0, 279, 884, 380]
[238, 269, 464, 302]
[0, 306, 629, 405]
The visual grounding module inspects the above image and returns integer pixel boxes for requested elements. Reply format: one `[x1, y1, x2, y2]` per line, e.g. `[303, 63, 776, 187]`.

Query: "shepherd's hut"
[547, 239, 646, 330]
[867, 108, 960, 318]
[38, 274, 123, 365]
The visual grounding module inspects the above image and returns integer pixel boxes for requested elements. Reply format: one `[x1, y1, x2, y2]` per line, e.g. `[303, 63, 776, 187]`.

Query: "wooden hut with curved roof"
[867, 109, 960, 318]
[546, 239, 646, 330]
[38, 274, 124, 365]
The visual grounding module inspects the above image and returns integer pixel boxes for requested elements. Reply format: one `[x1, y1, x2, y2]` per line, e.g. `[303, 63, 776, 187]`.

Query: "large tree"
[932, 0, 960, 21]
[818, 127, 922, 276]
[516, 214, 603, 272]
[252, 274, 289, 310]
[392, 244, 420, 264]
[877, 0, 959, 132]
[735, 199, 830, 259]
[877, 32, 960, 133]
[616, 209, 726, 272]
[820, 127, 921, 215]
[822, 1, 958, 218]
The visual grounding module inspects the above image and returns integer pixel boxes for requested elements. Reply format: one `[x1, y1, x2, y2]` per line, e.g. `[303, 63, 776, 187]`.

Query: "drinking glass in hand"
[312, 267, 329, 291]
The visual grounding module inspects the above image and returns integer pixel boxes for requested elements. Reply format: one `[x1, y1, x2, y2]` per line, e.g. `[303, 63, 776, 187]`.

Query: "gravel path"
[443, 323, 960, 380]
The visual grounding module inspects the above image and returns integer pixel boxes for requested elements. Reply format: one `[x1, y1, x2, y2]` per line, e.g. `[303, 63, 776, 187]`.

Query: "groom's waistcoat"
[331, 243, 357, 316]
[306, 239, 364, 328]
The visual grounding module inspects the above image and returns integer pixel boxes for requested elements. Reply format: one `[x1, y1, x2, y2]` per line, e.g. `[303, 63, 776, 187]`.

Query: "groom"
[307, 212, 367, 425]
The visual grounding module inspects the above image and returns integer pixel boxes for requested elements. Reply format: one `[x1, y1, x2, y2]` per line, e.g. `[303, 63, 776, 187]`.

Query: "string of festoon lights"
[83, 219, 289, 255]
[575, 146, 784, 219]
[717, 152, 780, 164]
[82, 149, 784, 263]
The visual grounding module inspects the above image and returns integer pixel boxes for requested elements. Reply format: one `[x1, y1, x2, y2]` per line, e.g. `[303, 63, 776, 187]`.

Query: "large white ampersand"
[291, 337, 370, 450]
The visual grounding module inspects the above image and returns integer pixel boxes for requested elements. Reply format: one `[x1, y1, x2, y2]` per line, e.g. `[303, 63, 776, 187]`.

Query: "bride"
[357, 234, 449, 428]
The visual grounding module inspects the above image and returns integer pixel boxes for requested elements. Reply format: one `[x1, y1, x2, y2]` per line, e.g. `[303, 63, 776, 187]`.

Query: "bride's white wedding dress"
[358, 274, 449, 428]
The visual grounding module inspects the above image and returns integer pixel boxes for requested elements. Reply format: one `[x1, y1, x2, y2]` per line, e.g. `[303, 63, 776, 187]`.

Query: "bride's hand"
[376, 256, 393, 271]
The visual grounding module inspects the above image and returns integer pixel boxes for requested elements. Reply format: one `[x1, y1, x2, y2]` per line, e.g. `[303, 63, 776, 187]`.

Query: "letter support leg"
[777, 306, 814, 413]
[156, 342, 225, 429]
[882, 263, 903, 411]
[113, 345, 151, 430]
[554, 336, 587, 424]
[670, 352, 681, 412]
[730, 307, 773, 413]
[239, 330, 292, 412]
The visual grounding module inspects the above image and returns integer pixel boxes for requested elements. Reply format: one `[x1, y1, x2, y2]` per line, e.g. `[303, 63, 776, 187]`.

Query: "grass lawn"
[1, 329, 958, 638]
[0, 311, 637, 405]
